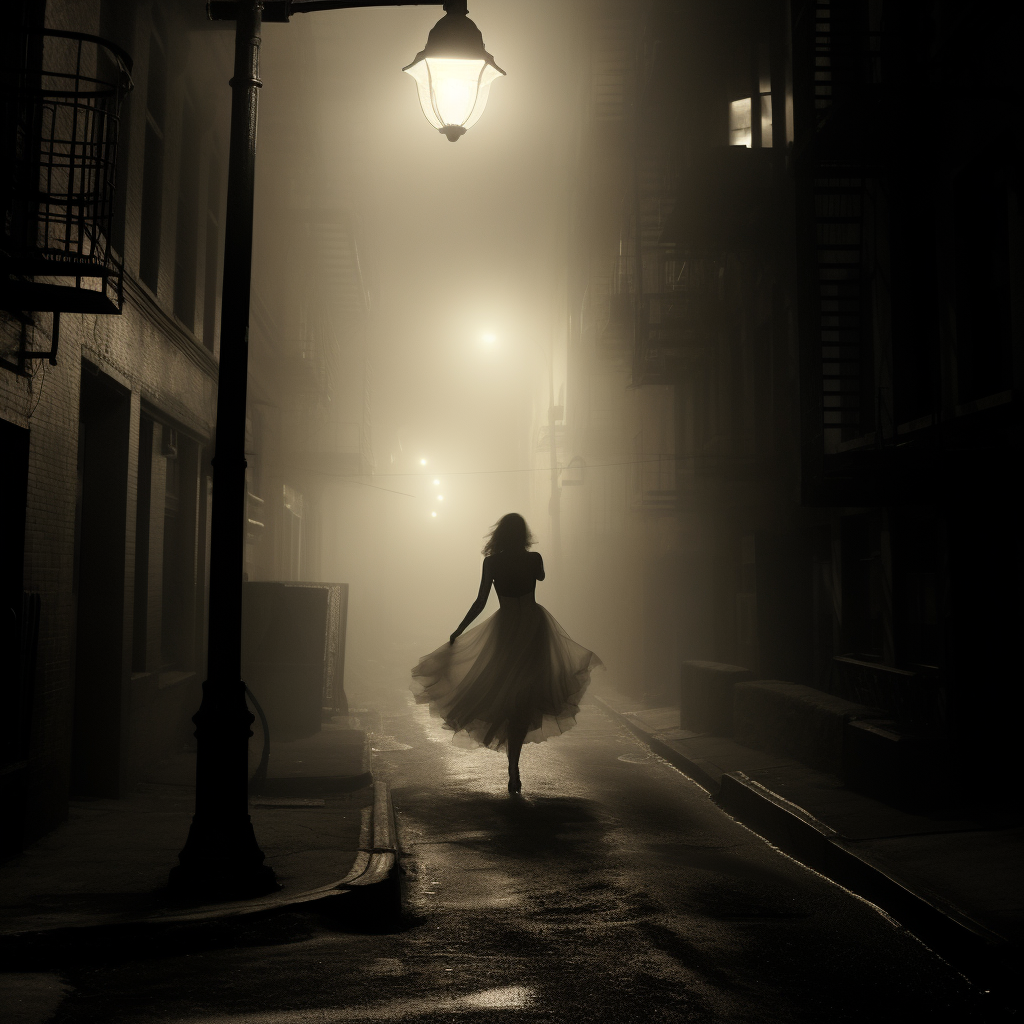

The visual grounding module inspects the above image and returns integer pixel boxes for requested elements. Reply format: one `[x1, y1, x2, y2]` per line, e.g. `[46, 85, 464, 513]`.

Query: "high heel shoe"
[508, 770, 522, 794]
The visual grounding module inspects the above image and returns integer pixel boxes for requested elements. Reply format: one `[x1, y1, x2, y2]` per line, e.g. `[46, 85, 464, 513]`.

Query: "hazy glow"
[405, 58, 503, 131]
[247, 1, 637, 771]
[437, 495, 444, 501]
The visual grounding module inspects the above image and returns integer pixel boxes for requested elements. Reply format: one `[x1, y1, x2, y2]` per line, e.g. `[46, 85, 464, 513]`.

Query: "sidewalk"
[0, 713, 397, 949]
[591, 687, 1022, 995]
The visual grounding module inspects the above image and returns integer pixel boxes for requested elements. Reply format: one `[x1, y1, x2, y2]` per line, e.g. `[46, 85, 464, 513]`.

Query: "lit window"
[729, 99, 752, 148]
[760, 95, 773, 147]
[759, 43, 773, 148]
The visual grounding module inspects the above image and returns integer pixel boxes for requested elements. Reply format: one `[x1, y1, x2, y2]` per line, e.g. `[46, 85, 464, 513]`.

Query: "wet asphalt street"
[51, 694, 1002, 1023]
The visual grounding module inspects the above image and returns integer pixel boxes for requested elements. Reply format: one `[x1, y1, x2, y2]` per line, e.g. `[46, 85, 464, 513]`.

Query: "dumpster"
[242, 581, 348, 740]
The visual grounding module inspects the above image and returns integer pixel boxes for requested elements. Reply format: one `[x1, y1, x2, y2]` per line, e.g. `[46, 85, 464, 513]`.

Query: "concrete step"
[842, 717, 942, 806]
[733, 680, 882, 776]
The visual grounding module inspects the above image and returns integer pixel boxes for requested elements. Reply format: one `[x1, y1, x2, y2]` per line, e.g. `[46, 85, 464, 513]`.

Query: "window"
[729, 98, 752, 148]
[730, 41, 773, 149]
[201, 155, 222, 352]
[840, 512, 888, 662]
[282, 484, 304, 581]
[173, 99, 200, 330]
[133, 417, 199, 674]
[160, 425, 183, 668]
[758, 42, 773, 148]
[953, 168, 1013, 403]
[139, 28, 167, 292]
[132, 416, 153, 671]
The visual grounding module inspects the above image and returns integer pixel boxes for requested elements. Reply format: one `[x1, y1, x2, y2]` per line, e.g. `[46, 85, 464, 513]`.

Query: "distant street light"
[404, 5, 505, 142]
[174, 0, 505, 900]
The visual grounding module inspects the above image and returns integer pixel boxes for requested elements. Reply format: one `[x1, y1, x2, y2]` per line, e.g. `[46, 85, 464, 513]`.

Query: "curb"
[591, 695, 719, 793]
[0, 780, 400, 957]
[592, 695, 1016, 998]
[151, 779, 399, 924]
[715, 773, 1013, 993]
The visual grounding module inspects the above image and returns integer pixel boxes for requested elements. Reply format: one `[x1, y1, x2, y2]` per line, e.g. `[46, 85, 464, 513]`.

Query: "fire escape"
[800, 0, 883, 444]
[1, 27, 133, 373]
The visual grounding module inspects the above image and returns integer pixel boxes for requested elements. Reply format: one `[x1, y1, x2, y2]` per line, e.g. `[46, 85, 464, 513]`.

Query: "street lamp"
[403, 6, 505, 142]
[172, 0, 504, 899]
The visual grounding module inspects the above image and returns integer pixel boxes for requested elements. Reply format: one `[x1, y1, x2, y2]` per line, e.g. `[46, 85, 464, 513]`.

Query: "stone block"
[734, 680, 879, 776]
[680, 661, 754, 735]
[842, 718, 937, 807]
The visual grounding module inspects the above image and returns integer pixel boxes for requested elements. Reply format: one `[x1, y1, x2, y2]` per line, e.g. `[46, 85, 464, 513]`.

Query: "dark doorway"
[132, 416, 202, 676]
[72, 364, 131, 798]
[755, 530, 814, 684]
[840, 511, 889, 663]
[0, 418, 32, 856]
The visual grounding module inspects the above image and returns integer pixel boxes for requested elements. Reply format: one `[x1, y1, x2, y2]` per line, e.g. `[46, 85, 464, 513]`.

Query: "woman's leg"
[507, 731, 525, 773]
[506, 718, 527, 790]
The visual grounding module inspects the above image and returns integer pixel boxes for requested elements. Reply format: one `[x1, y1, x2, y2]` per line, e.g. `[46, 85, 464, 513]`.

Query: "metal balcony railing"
[2, 30, 133, 325]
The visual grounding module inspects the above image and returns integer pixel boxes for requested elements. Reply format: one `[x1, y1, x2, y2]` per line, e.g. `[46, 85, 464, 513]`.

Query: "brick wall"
[1, 0, 231, 841]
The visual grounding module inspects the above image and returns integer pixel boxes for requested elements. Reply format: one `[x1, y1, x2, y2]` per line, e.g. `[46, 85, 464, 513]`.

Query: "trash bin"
[242, 581, 348, 740]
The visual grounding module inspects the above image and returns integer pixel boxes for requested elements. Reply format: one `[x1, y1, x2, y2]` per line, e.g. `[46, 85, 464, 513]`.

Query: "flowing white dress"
[411, 591, 602, 751]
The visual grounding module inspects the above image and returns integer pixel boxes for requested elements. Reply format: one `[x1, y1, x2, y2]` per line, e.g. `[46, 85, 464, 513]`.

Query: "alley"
[45, 692, 997, 1024]
[2, 0, 1020, 1020]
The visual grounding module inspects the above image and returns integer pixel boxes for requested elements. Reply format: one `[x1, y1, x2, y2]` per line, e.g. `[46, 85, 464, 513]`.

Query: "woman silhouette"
[411, 513, 602, 793]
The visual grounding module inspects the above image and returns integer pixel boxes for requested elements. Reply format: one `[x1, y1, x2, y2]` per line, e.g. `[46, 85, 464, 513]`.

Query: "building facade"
[549, 0, 1020, 796]
[1, 0, 372, 855]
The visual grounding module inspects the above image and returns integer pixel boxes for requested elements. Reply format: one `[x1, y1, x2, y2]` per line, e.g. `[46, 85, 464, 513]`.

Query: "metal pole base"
[169, 816, 279, 900]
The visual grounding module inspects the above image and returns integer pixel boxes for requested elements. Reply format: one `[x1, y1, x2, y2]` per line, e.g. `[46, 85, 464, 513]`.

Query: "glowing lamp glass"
[403, 10, 505, 142]
[406, 58, 502, 136]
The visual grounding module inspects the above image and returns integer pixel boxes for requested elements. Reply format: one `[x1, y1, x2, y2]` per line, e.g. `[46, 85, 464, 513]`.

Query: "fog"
[251, 1, 599, 701]
[4, 0, 1015, 1008]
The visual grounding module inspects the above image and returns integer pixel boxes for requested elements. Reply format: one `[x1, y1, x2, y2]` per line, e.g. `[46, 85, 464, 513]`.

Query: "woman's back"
[411, 512, 600, 789]
[489, 550, 544, 598]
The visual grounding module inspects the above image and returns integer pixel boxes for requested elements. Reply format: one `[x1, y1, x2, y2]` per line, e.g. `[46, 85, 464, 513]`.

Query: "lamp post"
[171, 0, 503, 898]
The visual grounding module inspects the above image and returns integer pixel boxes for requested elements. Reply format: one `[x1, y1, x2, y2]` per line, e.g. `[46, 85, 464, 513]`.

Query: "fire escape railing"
[1, 30, 133, 373]
[803, 0, 882, 440]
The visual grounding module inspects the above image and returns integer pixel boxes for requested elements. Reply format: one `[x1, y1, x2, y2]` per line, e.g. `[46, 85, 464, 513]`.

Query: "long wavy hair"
[483, 513, 534, 557]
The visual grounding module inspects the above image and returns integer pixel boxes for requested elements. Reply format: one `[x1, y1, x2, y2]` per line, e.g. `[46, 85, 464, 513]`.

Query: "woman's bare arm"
[450, 558, 494, 644]
[534, 551, 545, 581]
